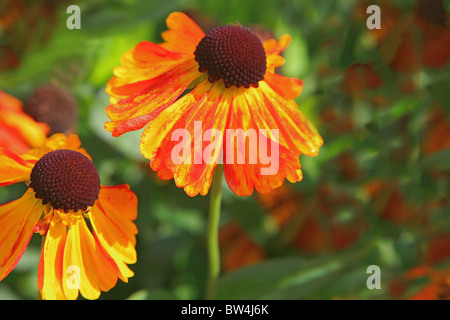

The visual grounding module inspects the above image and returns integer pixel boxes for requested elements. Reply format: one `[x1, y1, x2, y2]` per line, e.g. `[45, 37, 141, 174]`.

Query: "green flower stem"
[205, 164, 224, 300]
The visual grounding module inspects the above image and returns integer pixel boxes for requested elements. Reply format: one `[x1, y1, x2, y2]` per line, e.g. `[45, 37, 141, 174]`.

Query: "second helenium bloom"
[105, 12, 323, 197]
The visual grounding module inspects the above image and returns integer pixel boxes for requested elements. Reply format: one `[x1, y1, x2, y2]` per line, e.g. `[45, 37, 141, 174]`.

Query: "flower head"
[0, 134, 138, 300]
[23, 85, 78, 135]
[105, 12, 323, 196]
[194, 24, 267, 88]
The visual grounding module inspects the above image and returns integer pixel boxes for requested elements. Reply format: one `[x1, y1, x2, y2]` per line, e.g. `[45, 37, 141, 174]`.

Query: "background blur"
[0, 0, 449, 300]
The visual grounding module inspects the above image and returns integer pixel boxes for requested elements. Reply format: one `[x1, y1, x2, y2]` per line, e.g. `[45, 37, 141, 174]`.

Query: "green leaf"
[127, 288, 177, 300]
[216, 254, 357, 299]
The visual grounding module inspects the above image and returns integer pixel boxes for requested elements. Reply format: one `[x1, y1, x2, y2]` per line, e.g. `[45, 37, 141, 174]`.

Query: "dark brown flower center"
[23, 85, 78, 135]
[194, 25, 267, 88]
[30, 149, 100, 213]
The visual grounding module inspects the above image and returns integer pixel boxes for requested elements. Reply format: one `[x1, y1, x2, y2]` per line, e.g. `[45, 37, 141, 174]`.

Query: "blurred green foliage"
[0, 0, 449, 300]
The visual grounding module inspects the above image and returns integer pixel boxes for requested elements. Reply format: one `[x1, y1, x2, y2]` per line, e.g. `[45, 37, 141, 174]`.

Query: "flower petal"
[139, 79, 212, 165]
[0, 122, 34, 155]
[0, 89, 49, 153]
[224, 142, 304, 196]
[223, 88, 303, 196]
[248, 81, 323, 157]
[111, 41, 191, 88]
[0, 149, 34, 187]
[62, 218, 120, 300]
[89, 185, 137, 282]
[105, 59, 201, 137]
[0, 90, 22, 113]
[27, 133, 92, 161]
[140, 79, 230, 196]
[0, 110, 49, 153]
[38, 213, 67, 300]
[172, 82, 232, 196]
[0, 189, 43, 281]
[264, 34, 291, 71]
[264, 71, 303, 100]
[160, 12, 205, 54]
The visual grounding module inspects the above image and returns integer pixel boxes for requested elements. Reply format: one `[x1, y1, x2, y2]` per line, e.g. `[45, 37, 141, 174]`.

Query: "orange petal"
[0, 109, 48, 152]
[223, 138, 303, 196]
[106, 59, 202, 137]
[89, 185, 137, 282]
[0, 90, 22, 113]
[249, 81, 323, 157]
[139, 79, 212, 163]
[0, 149, 34, 187]
[173, 83, 232, 196]
[27, 133, 92, 161]
[264, 34, 291, 71]
[160, 12, 205, 54]
[62, 218, 120, 300]
[264, 71, 303, 100]
[0, 89, 49, 153]
[140, 79, 229, 196]
[0, 189, 43, 281]
[38, 213, 67, 300]
[264, 34, 291, 55]
[0, 122, 34, 154]
[112, 41, 191, 88]
[222, 87, 303, 196]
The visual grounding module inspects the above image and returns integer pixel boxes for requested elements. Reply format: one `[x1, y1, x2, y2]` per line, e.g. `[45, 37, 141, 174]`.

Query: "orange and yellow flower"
[105, 12, 323, 197]
[0, 133, 138, 300]
[0, 89, 49, 154]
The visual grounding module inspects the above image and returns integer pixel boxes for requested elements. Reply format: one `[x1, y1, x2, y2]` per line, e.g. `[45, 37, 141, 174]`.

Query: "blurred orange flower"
[422, 105, 450, 155]
[259, 184, 366, 254]
[364, 179, 423, 226]
[404, 234, 450, 300]
[0, 89, 49, 154]
[219, 222, 266, 273]
[356, 0, 450, 72]
[342, 63, 383, 96]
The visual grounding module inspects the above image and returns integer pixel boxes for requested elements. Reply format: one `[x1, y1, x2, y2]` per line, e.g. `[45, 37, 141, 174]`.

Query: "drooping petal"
[160, 11, 205, 54]
[222, 87, 303, 196]
[264, 71, 303, 100]
[37, 213, 67, 300]
[62, 218, 120, 300]
[104, 11, 206, 138]
[223, 144, 303, 196]
[247, 81, 323, 157]
[140, 79, 230, 196]
[0, 189, 43, 281]
[139, 76, 320, 196]
[105, 59, 202, 137]
[139, 78, 212, 166]
[171, 82, 233, 196]
[89, 185, 137, 282]
[0, 149, 34, 187]
[111, 41, 191, 88]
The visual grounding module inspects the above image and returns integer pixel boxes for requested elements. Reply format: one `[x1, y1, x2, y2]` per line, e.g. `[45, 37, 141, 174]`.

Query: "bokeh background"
[0, 0, 449, 300]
